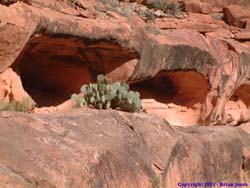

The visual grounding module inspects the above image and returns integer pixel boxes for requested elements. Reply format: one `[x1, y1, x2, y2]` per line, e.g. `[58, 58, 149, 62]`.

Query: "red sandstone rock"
[142, 99, 202, 126]
[223, 5, 250, 27]
[0, 68, 34, 105]
[153, 13, 220, 32]
[200, 0, 250, 8]
[1, 0, 250, 186]
[0, 0, 250, 126]
[0, 109, 250, 187]
[242, 41, 250, 47]
[245, 19, 250, 31]
[183, 0, 212, 14]
[235, 31, 250, 41]
[206, 28, 233, 39]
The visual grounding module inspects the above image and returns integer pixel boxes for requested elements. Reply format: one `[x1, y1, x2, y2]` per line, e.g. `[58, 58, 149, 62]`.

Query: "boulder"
[200, 0, 250, 8]
[0, 68, 34, 104]
[183, 0, 212, 14]
[235, 31, 250, 41]
[223, 5, 250, 28]
[0, 109, 250, 187]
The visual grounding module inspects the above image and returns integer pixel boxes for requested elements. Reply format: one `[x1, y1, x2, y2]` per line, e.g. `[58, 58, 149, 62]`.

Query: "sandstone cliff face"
[1, 0, 250, 187]
[0, 0, 250, 126]
[0, 109, 250, 188]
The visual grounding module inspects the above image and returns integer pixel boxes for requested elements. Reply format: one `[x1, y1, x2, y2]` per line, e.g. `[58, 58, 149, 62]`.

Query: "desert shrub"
[97, 0, 119, 6]
[96, 0, 135, 17]
[71, 74, 142, 112]
[145, 25, 162, 35]
[152, 175, 162, 188]
[0, 99, 32, 112]
[69, 0, 80, 5]
[150, 0, 184, 18]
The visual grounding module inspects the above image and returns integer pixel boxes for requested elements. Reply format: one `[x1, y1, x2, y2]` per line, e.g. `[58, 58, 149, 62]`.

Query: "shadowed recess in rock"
[230, 84, 250, 107]
[130, 70, 211, 126]
[131, 70, 210, 107]
[223, 84, 250, 125]
[11, 35, 138, 107]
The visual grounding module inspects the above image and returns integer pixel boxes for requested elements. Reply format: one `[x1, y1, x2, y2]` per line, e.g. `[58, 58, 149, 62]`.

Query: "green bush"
[71, 75, 142, 112]
[150, 0, 184, 18]
[0, 99, 32, 112]
[152, 175, 161, 188]
[97, 0, 135, 17]
[69, 0, 80, 5]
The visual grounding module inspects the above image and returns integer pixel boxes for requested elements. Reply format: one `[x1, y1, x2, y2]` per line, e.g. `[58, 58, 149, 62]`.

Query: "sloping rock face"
[0, 109, 250, 188]
[0, 0, 250, 126]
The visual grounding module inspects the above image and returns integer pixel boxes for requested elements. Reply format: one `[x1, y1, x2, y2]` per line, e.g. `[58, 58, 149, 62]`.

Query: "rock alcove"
[131, 70, 211, 126]
[8, 34, 250, 126]
[11, 35, 138, 107]
[131, 70, 210, 106]
[224, 84, 250, 124]
[230, 84, 250, 107]
[10, 35, 214, 126]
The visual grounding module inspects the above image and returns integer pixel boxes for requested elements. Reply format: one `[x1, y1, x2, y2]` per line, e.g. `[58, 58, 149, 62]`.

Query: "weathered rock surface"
[223, 5, 250, 28]
[0, 68, 34, 104]
[0, 0, 250, 126]
[1, 1, 250, 186]
[235, 31, 250, 41]
[183, 0, 212, 14]
[202, 0, 250, 8]
[0, 109, 250, 188]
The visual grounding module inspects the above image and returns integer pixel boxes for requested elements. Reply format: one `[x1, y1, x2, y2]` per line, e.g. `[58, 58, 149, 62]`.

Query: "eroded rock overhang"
[1, 1, 250, 125]
[12, 35, 138, 106]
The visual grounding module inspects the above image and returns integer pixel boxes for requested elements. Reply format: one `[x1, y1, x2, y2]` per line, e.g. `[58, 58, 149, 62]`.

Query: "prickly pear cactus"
[71, 74, 142, 113]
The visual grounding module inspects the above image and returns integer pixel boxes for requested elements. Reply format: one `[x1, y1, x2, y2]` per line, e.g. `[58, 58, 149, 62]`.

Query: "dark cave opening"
[12, 35, 138, 107]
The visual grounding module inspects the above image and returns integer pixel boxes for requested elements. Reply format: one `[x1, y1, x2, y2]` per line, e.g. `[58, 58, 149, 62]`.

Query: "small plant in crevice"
[69, 0, 80, 6]
[0, 99, 33, 112]
[145, 25, 162, 35]
[97, 0, 118, 6]
[149, 0, 184, 18]
[152, 175, 162, 188]
[96, 0, 135, 17]
[71, 74, 142, 113]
